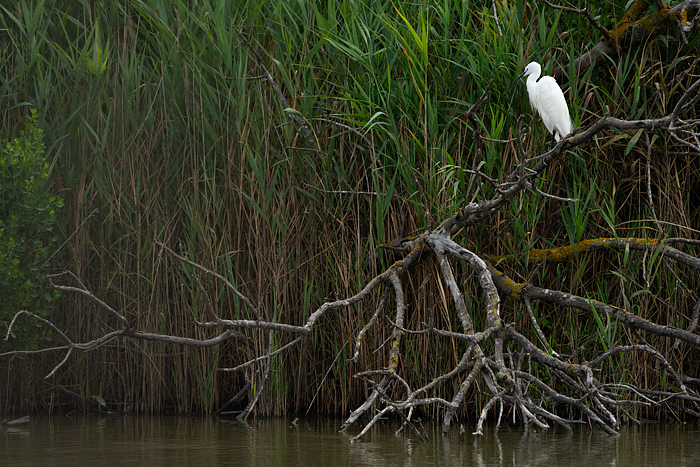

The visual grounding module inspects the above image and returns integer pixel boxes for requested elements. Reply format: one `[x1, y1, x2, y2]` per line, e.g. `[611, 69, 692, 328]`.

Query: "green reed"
[0, 0, 697, 417]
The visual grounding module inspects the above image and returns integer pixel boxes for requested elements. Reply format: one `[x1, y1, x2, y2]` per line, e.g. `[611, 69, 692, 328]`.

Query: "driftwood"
[1, 415, 31, 427]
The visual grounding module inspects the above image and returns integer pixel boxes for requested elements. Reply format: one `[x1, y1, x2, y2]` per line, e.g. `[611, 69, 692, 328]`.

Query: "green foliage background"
[0, 0, 698, 415]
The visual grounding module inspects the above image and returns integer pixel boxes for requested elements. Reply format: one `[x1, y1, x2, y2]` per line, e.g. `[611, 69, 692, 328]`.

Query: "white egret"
[513, 61, 571, 147]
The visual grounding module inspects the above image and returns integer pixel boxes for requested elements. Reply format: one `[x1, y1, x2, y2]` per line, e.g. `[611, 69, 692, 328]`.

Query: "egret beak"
[510, 70, 526, 87]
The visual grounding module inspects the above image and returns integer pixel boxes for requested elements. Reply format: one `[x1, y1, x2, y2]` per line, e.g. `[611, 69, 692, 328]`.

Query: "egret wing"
[535, 77, 571, 140]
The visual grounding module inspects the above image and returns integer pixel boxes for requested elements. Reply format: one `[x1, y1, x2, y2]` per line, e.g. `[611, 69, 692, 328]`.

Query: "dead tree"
[3, 3, 700, 439]
[4, 72, 700, 440]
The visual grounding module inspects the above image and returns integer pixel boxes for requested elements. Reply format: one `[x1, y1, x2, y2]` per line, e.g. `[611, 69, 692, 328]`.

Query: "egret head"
[512, 61, 542, 84]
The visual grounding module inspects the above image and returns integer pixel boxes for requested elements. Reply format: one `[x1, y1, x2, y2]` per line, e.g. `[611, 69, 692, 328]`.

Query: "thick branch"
[490, 237, 700, 271]
[489, 265, 700, 346]
[555, 0, 700, 82]
[443, 94, 700, 234]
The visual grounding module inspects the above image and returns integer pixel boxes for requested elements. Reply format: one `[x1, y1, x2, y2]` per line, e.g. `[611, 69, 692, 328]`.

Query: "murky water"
[2, 415, 699, 466]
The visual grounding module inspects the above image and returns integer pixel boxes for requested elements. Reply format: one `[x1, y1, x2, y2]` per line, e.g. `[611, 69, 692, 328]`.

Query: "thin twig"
[236, 27, 320, 152]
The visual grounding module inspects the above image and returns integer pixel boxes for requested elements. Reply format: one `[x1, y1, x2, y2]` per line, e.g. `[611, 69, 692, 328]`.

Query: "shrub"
[1, 110, 63, 352]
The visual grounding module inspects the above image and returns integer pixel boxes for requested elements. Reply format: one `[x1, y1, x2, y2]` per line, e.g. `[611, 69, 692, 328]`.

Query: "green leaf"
[624, 129, 644, 156]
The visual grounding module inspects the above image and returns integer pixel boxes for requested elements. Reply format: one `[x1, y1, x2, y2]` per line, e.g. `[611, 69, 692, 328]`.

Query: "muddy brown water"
[2, 415, 699, 466]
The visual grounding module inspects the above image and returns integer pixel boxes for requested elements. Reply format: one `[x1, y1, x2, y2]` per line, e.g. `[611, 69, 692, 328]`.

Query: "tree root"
[3, 71, 699, 443]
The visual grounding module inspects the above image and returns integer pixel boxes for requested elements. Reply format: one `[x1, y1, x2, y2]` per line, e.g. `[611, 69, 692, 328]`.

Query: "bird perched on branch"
[513, 61, 572, 148]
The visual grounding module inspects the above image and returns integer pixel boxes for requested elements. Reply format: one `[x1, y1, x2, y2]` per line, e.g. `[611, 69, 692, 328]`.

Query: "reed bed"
[1, 0, 698, 419]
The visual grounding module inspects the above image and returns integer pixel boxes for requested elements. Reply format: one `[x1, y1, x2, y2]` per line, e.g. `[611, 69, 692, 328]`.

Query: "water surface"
[2, 415, 698, 466]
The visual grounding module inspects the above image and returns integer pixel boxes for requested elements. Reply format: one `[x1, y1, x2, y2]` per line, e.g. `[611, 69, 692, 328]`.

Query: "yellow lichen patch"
[628, 237, 659, 247]
[490, 238, 662, 266]
[609, 0, 650, 44]
[387, 340, 401, 372]
[608, 0, 675, 46]
[498, 273, 522, 295]
[487, 266, 524, 298]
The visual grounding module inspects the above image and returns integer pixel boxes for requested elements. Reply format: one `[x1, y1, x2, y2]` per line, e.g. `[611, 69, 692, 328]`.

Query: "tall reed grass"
[1, 0, 698, 417]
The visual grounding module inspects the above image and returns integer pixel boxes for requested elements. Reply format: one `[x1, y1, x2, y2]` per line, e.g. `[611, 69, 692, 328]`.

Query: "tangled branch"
[3, 25, 699, 440]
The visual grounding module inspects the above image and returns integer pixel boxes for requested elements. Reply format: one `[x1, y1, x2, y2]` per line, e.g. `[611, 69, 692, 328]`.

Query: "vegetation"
[0, 110, 62, 353]
[0, 0, 698, 437]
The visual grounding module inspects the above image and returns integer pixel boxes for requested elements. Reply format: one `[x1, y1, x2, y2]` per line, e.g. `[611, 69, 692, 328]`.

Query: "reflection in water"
[1, 415, 699, 466]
